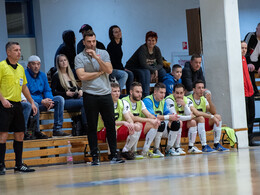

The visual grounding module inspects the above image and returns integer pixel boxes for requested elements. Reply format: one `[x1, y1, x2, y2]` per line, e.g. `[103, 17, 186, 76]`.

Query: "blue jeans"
[131, 69, 151, 97]
[64, 97, 87, 125]
[158, 68, 167, 82]
[125, 69, 134, 94]
[39, 96, 64, 131]
[110, 69, 128, 90]
[21, 101, 32, 132]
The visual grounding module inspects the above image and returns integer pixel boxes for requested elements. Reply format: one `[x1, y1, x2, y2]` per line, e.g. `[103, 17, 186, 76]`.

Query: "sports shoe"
[133, 152, 144, 160]
[91, 156, 100, 166]
[53, 131, 70, 137]
[188, 146, 202, 154]
[213, 143, 230, 152]
[0, 163, 6, 175]
[142, 150, 161, 158]
[35, 132, 48, 139]
[14, 163, 35, 173]
[165, 148, 180, 156]
[153, 148, 164, 157]
[24, 132, 33, 140]
[202, 145, 216, 153]
[110, 156, 125, 164]
[121, 151, 135, 160]
[175, 148, 186, 155]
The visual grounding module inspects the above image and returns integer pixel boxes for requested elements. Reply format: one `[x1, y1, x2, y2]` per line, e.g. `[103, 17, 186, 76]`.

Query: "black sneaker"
[14, 163, 35, 173]
[0, 163, 6, 175]
[91, 156, 100, 166]
[35, 132, 48, 139]
[121, 151, 135, 160]
[110, 156, 125, 164]
[24, 132, 32, 140]
[53, 131, 70, 137]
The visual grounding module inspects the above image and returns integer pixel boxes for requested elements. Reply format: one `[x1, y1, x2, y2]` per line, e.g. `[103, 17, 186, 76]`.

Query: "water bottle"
[67, 141, 73, 165]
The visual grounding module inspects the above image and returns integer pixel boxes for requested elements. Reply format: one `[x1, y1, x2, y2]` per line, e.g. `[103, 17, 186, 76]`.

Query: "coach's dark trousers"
[83, 92, 117, 157]
[245, 95, 255, 137]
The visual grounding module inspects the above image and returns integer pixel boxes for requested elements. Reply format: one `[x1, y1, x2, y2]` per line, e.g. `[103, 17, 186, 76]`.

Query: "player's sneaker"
[0, 163, 5, 175]
[213, 143, 230, 152]
[188, 146, 202, 154]
[142, 150, 161, 158]
[14, 163, 35, 173]
[133, 152, 144, 160]
[165, 148, 180, 156]
[153, 148, 164, 157]
[91, 156, 100, 166]
[175, 148, 186, 155]
[121, 151, 135, 160]
[202, 145, 216, 153]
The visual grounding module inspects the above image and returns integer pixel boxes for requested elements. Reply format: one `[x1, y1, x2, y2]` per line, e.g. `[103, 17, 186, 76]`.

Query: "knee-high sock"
[13, 140, 23, 166]
[197, 123, 207, 146]
[143, 128, 157, 152]
[188, 126, 197, 146]
[154, 132, 163, 150]
[0, 143, 6, 164]
[174, 128, 182, 148]
[166, 131, 178, 151]
[214, 121, 222, 144]
[122, 131, 141, 152]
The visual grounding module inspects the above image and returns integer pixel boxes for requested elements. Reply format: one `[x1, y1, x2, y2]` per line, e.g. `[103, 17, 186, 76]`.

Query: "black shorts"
[0, 101, 25, 132]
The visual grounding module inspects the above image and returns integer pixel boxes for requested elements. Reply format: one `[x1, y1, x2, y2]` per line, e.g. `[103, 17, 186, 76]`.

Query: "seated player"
[143, 83, 180, 157]
[165, 83, 197, 155]
[97, 83, 143, 160]
[122, 82, 161, 158]
[187, 80, 229, 152]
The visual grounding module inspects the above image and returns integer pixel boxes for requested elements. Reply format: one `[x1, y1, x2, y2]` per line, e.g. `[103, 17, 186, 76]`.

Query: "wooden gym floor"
[1, 146, 260, 195]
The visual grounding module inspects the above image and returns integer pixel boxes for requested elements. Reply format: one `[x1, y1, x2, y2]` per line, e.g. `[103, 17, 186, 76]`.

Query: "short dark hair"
[173, 83, 185, 92]
[172, 64, 182, 72]
[83, 29, 96, 40]
[193, 80, 205, 88]
[241, 40, 247, 44]
[6, 42, 19, 52]
[145, 31, 158, 42]
[130, 82, 142, 90]
[111, 82, 120, 89]
[191, 54, 202, 61]
[154, 82, 166, 91]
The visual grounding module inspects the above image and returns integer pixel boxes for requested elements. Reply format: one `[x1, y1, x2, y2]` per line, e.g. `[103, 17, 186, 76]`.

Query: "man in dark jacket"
[181, 54, 206, 94]
[244, 22, 260, 96]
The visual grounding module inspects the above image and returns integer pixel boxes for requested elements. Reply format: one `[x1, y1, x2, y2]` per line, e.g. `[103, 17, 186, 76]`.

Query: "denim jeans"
[131, 69, 151, 97]
[110, 69, 128, 90]
[64, 97, 87, 125]
[21, 101, 32, 132]
[158, 68, 167, 82]
[38, 96, 64, 131]
[125, 69, 134, 94]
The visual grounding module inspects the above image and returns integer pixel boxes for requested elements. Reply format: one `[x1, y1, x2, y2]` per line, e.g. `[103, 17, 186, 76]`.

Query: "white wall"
[35, 0, 199, 72]
[0, 0, 8, 60]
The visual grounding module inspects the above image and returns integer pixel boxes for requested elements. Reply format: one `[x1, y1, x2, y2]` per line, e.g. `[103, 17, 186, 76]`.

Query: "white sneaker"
[142, 150, 161, 158]
[165, 148, 180, 156]
[153, 148, 164, 157]
[175, 148, 186, 155]
[188, 146, 202, 154]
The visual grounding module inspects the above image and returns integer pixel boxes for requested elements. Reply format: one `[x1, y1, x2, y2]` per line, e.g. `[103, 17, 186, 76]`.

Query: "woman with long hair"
[51, 54, 87, 134]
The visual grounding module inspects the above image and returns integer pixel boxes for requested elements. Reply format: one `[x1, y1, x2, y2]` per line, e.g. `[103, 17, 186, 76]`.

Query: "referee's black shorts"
[0, 101, 25, 132]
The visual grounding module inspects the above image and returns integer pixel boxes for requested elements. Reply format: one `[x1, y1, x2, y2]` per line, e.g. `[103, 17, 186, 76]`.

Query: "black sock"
[188, 146, 192, 149]
[13, 140, 23, 167]
[214, 143, 218, 148]
[202, 145, 205, 149]
[0, 143, 6, 164]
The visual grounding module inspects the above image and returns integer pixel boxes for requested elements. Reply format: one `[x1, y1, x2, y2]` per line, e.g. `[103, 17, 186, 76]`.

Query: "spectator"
[77, 24, 105, 54]
[163, 64, 182, 96]
[25, 55, 69, 137]
[181, 54, 206, 94]
[0, 42, 36, 175]
[244, 22, 260, 96]
[75, 30, 124, 165]
[21, 93, 48, 140]
[125, 31, 167, 97]
[51, 54, 88, 134]
[241, 41, 258, 146]
[107, 25, 134, 94]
